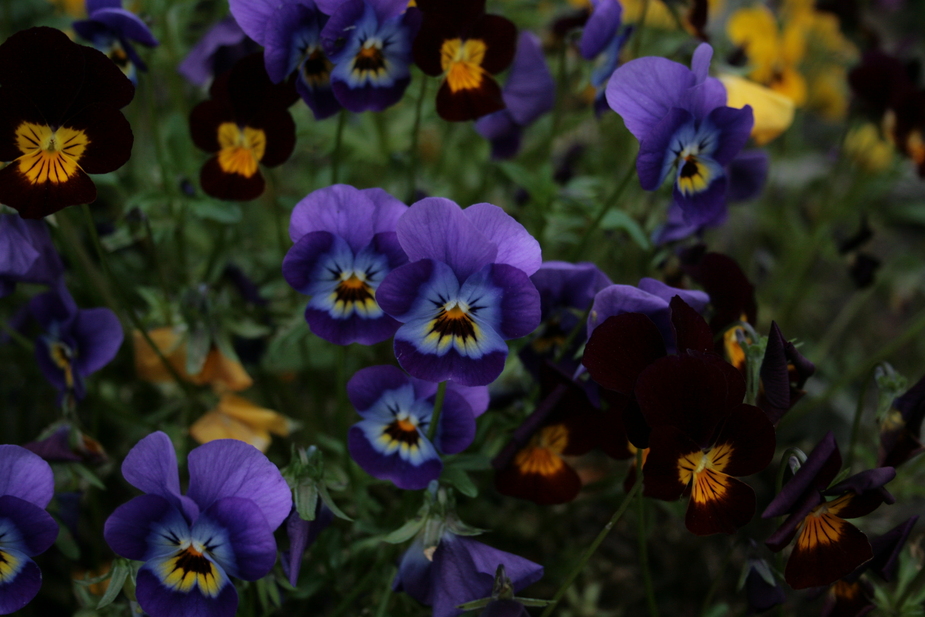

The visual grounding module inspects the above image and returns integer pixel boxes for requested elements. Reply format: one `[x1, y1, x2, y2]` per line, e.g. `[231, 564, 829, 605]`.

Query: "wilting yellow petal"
[845, 124, 894, 172]
[190, 411, 271, 452]
[192, 348, 253, 393]
[133, 327, 189, 383]
[215, 394, 297, 437]
[806, 69, 847, 121]
[720, 74, 794, 145]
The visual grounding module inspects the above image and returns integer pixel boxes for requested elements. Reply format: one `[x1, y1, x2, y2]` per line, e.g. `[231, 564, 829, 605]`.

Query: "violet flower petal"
[104, 493, 178, 561]
[763, 432, 840, 518]
[135, 566, 238, 617]
[196, 497, 278, 581]
[0, 495, 58, 556]
[579, 0, 622, 60]
[0, 557, 41, 615]
[462, 203, 542, 276]
[0, 445, 54, 508]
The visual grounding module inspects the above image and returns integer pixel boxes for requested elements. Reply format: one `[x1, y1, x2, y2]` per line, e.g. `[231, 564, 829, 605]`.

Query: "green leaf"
[96, 561, 130, 609]
[599, 208, 650, 249]
[318, 483, 352, 521]
[383, 517, 426, 544]
[54, 521, 80, 561]
[188, 199, 243, 224]
[72, 463, 106, 490]
[441, 467, 478, 498]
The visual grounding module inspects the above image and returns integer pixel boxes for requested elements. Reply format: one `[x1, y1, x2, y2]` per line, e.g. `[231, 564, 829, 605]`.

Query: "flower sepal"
[455, 565, 552, 612]
[280, 446, 351, 522]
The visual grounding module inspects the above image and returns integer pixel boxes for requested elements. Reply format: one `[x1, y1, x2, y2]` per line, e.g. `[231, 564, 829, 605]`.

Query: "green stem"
[699, 540, 735, 616]
[570, 163, 637, 261]
[553, 305, 592, 364]
[0, 320, 34, 352]
[631, 0, 650, 58]
[336, 344, 349, 435]
[846, 365, 877, 470]
[141, 215, 173, 324]
[406, 76, 428, 203]
[374, 566, 397, 617]
[539, 480, 642, 617]
[426, 381, 448, 442]
[331, 109, 348, 185]
[637, 450, 659, 617]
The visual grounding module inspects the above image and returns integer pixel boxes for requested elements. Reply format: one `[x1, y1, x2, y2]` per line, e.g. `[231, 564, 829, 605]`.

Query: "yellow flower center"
[440, 38, 487, 93]
[678, 442, 734, 504]
[216, 123, 266, 178]
[514, 424, 570, 476]
[15, 122, 89, 184]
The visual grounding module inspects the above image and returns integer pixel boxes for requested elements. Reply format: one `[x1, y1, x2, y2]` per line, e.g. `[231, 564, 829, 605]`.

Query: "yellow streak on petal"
[678, 443, 735, 504]
[514, 424, 570, 476]
[0, 550, 22, 583]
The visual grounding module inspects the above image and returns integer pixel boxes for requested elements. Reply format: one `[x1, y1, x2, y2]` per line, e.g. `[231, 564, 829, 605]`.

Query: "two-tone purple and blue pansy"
[606, 43, 754, 226]
[319, 0, 421, 112]
[474, 32, 555, 160]
[282, 184, 408, 345]
[229, 0, 340, 119]
[0, 215, 64, 298]
[104, 432, 291, 617]
[0, 445, 58, 615]
[394, 532, 543, 617]
[28, 287, 123, 402]
[376, 198, 542, 386]
[347, 365, 489, 489]
[73, 0, 160, 84]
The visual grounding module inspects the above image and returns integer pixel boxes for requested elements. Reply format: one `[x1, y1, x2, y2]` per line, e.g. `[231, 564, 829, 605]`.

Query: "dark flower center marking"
[335, 273, 375, 304]
[302, 47, 333, 87]
[676, 153, 712, 196]
[15, 122, 89, 184]
[796, 494, 851, 548]
[159, 544, 224, 597]
[440, 38, 487, 92]
[514, 424, 569, 476]
[216, 123, 266, 178]
[383, 417, 420, 446]
[677, 443, 734, 504]
[108, 43, 131, 71]
[352, 42, 388, 79]
[431, 304, 478, 342]
[49, 341, 76, 389]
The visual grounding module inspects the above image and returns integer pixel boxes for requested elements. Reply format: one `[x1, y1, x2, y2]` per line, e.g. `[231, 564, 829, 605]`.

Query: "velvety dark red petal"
[495, 451, 582, 505]
[0, 27, 85, 125]
[412, 13, 454, 76]
[69, 104, 133, 174]
[0, 163, 96, 219]
[683, 252, 757, 333]
[70, 40, 135, 113]
[635, 354, 729, 446]
[642, 426, 696, 501]
[435, 76, 504, 122]
[827, 491, 892, 521]
[226, 53, 298, 121]
[785, 515, 872, 590]
[189, 99, 234, 154]
[670, 294, 713, 354]
[685, 471, 755, 536]
[416, 0, 486, 22]
[598, 398, 632, 460]
[711, 403, 775, 477]
[471, 14, 517, 75]
[582, 313, 666, 395]
[199, 156, 265, 201]
[251, 105, 296, 168]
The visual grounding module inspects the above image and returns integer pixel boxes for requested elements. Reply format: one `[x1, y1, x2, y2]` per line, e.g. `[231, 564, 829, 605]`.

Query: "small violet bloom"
[29, 287, 123, 402]
[0, 215, 64, 298]
[347, 365, 489, 489]
[394, 533, 543, 617]
[73, 0, 160, 83]
[578, 0, 623, 60]
[282, 184, 409, 345]
[0, 445, 59, 615]
[475, 32, 555, 160]
[229, 0, 341, 119]
[177, 17, 260, 87]
[376, 198, 542, 386]
[607, 43, 754, 226]
[104, 432, 291, 617]
[320, 0, 422, 112]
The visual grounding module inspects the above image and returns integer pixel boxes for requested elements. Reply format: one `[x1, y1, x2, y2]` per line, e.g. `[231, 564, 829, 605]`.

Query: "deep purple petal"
[826, 467, 896, 500]
[282, 231, 338, 293]
[636, 108, 694, 190]
[121, 433, 190, 514]
[28, 287, 77, 330]
[450, 383, 490, 417]
[367, 0, 407, 21]
[637, 278, 709, 312]
[580, 0, 622, 59]
[347, 424, 442, 490]
[673, 172, 728, 228]
[690, 43, 712, 84]
[531, 261, 612, 320]
[103, 494, 178, 561]
[305, 305, 402, 346]
[680, 77, 727, 120]
[397, 198, 498, 281]
[462, 203, 542, 276]
[0, 216, 62, 289]
[726, 150, 769, 202]
[706, 106, 754, 166]
[587, 284, 669, 339]
[290, 184, 381, 250]
[135, 567, 238, 617]
[228, 0, 281, 44]
[433, 389, 477, 454]
[0, 496, 58, 556]
[0, 557, 41, 614]
[606, 56, 695, 142]
[393, 538, 433, 603]
[0, 445, 54, 508]
[197, 497, 277, 581]
[262, 2, 321, 82]
[474, 110, 522, 160]
[178, 17, 248, 86]
[284, 505, 333, 586]
[71, 307, 123, 376]
[347, 365, 412, 412]
[503, 32, 555, 126]
[87, 8, 159, 46]
[762, 432, 840, 518]
[867, 516, 919, 582]
[376, 259, 444, 320]
[186, 439, 292, 531]
[393, 339, 508, 387]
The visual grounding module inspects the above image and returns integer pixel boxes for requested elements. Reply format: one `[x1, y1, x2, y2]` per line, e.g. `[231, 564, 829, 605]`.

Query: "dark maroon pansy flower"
[0, 27, 134, 219]
[413, 0, 517, 122]
[878, 374, 925, 468]
[189, 53, 297, 201]
[820, 580, 875, 617]
[680, 250, 757, 334]
[492, 363, 600, 505]
[758, 321, 815, 425]
[763, 433, 896, 590]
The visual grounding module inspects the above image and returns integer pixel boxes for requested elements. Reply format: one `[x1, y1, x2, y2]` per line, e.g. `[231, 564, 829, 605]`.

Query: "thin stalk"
[426, 381, 448, 442]
[631, 0, 650, 58]
[0, 321, 34, 352]
[539, 480, 642, 617]
[637, 448, 659, 617]
[569, 163, 637, 261]
[374, 566, 397, 617]
[699, 540, 735, 616]
[406, 76, 428, 203]
[141, 215, 173, 323]
[846, 365, 877, 470]
[553, 305, 592, 365]
[331, 109, 348, 185]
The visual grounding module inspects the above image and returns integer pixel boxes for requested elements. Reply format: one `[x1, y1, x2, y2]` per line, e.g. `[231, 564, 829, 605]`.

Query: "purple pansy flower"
[73, 0, 159, 84]
[29, 287, 123, 402]
[394, 533, 543, 617]
[376, 198, 542, 386]
[607, 43, 754, 226]
[282, 184, 408, 345]
[320, 0, 421, 112]
[282, 503, 334, 586]
[347, 365, 489, 489]
[589, 25, 632, 117]
[178, 17, 260, 87]
[474, 32, 555, 160]
[0, 445, 58, 615]
[0, 215, 64, 298]
[104, 432, 291, 617]
[229, 0, 341, 119]
[653, 149, 770, 245]
[579, 0, 623, 60]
